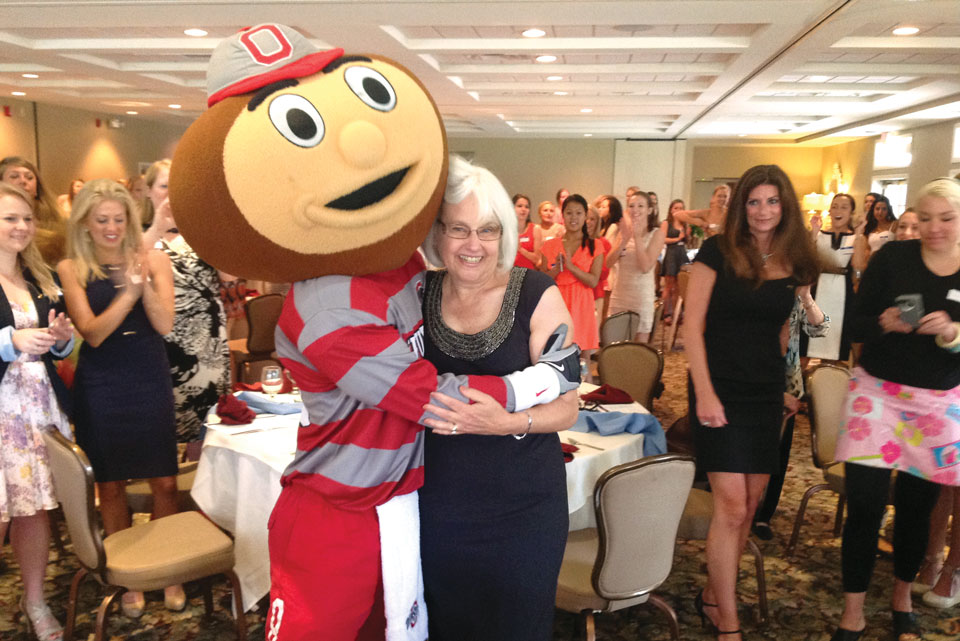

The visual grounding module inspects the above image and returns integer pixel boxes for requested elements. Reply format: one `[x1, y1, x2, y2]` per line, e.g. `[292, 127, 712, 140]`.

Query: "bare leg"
[930, 487, 960, 598]
[916, 487, 951, 587]
[635, 332, 650, 343]
[663, 276, 677, 319]
[838, 592, 867, 632]
[10, 512, 51, 604]
[147, 476, 178, 520]
[97, 480, 131, 536]
[703, 471, 752, 639]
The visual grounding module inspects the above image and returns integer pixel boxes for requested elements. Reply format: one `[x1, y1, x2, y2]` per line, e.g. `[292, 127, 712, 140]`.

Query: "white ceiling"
[1, 0, 959, 145]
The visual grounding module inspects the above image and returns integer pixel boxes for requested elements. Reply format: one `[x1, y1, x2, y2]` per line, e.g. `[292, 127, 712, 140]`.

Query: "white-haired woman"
[832, 178, 960, 641]
[58, 179, 184, 617]
[418, 155, 579, 640]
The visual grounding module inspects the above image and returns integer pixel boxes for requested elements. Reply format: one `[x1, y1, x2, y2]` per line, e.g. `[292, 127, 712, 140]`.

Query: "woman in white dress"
[805, 194, 866, 362]
[608, 191, 664, 343]
[859, 194, 896, 263]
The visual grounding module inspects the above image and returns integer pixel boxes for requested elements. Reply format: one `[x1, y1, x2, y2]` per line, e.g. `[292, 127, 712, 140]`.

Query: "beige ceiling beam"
[390, 36, 750, 51]
[462, 81, 712, 92]
[795, 91, 960, 142]
[768, 82, 913, 92]
[795, 62, 960, 75]
[832, 37, 960, 49]
[438, 63, 726, 74]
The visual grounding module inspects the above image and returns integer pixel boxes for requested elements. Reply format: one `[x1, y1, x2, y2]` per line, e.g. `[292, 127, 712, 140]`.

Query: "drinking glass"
[261, 365, 283, 396]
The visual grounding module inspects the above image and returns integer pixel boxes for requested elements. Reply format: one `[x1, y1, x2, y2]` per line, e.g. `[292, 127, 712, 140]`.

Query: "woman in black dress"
[684, 165, 819, 640]
[58, 179, 182, 617]
[418, 155, 579, 641]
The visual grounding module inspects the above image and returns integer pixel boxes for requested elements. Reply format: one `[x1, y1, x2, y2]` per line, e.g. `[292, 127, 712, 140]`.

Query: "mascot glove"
[503, 324, 581, 412]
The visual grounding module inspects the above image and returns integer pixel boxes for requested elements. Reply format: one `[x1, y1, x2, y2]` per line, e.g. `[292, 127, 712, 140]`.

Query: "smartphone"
[895, 293, 924, 328]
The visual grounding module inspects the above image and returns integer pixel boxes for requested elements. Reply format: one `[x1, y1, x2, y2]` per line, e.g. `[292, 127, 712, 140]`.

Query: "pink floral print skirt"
[835, 366, 960, 486]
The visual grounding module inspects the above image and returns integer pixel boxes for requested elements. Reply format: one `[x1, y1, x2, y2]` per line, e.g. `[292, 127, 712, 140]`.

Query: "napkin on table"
[580, 384, 634, 404]
[216, 394, 256, 425]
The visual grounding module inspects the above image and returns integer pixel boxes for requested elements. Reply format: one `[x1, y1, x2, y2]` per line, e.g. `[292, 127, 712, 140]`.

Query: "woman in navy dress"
[418, 156, 579, 641]
[58, 179, 183, 617]
[684, 165, 819, 640]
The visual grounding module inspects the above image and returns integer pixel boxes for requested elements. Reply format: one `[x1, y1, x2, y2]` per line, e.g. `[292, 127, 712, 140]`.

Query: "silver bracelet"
[513, 411, 533, 440]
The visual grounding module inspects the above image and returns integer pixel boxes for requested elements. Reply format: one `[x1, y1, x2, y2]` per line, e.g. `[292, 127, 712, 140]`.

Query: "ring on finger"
[451, 424, 458, 435]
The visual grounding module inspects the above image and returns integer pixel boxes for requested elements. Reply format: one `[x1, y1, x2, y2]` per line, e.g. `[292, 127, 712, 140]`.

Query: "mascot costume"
[169, 24, 579, 641]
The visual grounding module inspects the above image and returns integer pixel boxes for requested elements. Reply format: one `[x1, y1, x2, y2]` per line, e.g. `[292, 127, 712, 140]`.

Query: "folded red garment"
[580, 384, 633, 404]
[232, 371, 295, 393]
[216, 394, 256, 425]
[561, 442, 579, 463]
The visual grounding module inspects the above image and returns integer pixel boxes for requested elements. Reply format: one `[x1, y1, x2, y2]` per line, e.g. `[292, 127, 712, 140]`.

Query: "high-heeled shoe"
[892, 610, 922, 641]
[922, 562, 960, 608]
[120, 590, 145, 618]
[164, 584, 187, 612]
[19, 596, 64, 641]
[694, 589, 719, 631]
[716, 631, 741, 639]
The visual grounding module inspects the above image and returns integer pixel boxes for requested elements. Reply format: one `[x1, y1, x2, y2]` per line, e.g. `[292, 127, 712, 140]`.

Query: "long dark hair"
[598, 195, 622, 236]
[512, 193, 531, 226]
[562, 193, 595, 254]
[719, 164, 819, 287]
[863, 194, 895, 235]
[667, 198, 685, 227]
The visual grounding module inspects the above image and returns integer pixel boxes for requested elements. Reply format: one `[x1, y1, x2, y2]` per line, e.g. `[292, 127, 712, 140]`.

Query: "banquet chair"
[556, 453, 696, 641]
[676, 488, 770, 624]
[597, 341, 664, 408]
[599, 310, 640, 346]
[233, 293, 284, 383]
[41, 430, 246, 641]
[786, 363, 851, 556]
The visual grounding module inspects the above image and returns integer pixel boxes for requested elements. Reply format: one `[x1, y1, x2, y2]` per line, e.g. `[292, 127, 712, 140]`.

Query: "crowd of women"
[0, 155, 231, 640]
[3, 148, 960, 641]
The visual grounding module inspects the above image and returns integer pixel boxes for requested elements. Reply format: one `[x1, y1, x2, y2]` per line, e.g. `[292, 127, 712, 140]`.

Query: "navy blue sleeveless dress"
[419, 267, 568, 641]
[73, 267, 177, 483]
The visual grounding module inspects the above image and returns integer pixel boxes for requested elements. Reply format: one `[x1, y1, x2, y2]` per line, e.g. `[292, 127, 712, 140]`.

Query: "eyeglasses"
[440, 222, 502, 241]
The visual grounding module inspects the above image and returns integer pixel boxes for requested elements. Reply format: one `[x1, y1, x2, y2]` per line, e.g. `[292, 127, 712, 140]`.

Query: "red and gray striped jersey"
[276, 255, 508, 510]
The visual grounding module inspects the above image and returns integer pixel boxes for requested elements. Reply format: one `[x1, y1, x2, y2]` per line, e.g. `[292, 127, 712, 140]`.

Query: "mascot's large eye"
[268, 94, 325, 148]
[344, 66, 397, 112]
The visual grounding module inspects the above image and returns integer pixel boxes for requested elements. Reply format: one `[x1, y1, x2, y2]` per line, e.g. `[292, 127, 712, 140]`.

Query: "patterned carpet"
[1, 325, 959, 640]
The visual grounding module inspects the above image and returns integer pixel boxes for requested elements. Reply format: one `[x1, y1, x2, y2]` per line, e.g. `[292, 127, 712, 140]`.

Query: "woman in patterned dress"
[142, 159, 230, 443]
[0, 182, 74, 641]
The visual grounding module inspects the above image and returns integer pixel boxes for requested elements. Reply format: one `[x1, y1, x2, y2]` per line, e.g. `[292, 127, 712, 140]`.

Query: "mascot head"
[169, 24, 447, 281]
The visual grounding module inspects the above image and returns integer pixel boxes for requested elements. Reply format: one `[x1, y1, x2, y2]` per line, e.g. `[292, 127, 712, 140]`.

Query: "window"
[871, 178, 908, 215]
[874, 134, 913, 169]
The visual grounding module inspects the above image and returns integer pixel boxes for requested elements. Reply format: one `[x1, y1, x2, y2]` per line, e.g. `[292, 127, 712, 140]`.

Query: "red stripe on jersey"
[350, 257, 423, 321]
[463, 374, 508, 406]
[297, 409, 422, 453]
[282, 467, 424, 511]
[376, 359, 440, 422]
[301, 323, 399, 384]
[277, 291, 305, 343]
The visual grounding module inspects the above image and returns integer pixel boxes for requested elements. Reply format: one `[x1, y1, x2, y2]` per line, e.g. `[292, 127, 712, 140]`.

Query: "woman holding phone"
[832, 178, 960, 641]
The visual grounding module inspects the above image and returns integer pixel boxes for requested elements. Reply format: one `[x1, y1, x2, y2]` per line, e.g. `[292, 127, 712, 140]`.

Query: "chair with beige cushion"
[676, 488, 770, 624]
[597, 341, 664, 408]
[42, 430, 246, 641]
[786, 363, 851, 556]
[556, 453, 695, 641]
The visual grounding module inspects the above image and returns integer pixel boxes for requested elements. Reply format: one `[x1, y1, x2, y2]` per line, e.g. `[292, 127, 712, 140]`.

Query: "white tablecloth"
[192, 386, 649, 611]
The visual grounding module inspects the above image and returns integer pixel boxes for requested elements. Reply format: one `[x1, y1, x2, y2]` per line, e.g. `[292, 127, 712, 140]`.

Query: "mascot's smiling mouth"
[325, 166, 411, 210]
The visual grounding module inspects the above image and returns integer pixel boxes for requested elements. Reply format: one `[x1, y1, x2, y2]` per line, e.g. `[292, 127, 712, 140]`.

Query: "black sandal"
[694, 589, 719, 630]
[830, 627, 865, 641]
[892, 610, 922, 640]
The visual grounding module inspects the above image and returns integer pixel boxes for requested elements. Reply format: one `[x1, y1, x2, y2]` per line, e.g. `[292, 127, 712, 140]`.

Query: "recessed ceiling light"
[554, 91, 568, 96]
[580, 108, 592, 113]
[547, 75, 563, 81]
[126, 111, 138, 115]
[184, 28, 208, 37]
[892, 26, 920, 36]
[168, 104, 181, 109]
[536, 55, 557, 63]
[21, 73, 38, 79]
[522, 28, 545, 38]
[738, 134, 747, 137]
[11, 91, 26, 96]
[584, 133, 593, 137]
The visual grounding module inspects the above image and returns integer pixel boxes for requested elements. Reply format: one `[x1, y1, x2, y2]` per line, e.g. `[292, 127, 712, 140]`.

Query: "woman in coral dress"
[541, 194, 602, 361]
